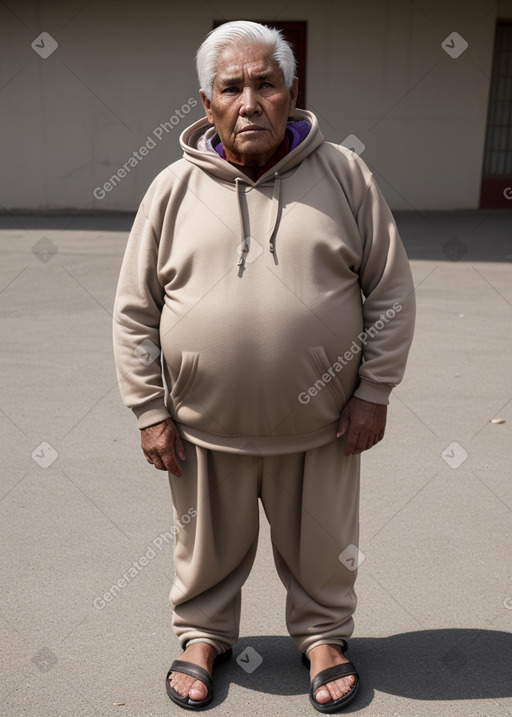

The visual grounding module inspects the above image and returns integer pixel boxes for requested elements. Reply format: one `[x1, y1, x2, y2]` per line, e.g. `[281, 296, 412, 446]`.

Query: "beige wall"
[0, 0, 506, 211]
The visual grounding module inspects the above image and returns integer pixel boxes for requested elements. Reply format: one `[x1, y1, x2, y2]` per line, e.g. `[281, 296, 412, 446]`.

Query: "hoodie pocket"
[170, 351, 199, 409]
[308, 346, 347, 410]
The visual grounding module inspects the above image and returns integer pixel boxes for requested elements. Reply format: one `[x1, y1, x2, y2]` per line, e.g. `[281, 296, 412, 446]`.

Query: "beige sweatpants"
[167, 436, 360, 656]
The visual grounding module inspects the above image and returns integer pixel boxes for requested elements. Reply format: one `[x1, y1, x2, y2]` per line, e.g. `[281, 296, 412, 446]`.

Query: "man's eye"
[261, 82, 273, 89]
[222, 87, 239, 93]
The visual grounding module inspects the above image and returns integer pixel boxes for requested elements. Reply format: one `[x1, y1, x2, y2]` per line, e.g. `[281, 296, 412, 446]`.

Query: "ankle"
[309, 644, 343, 656]
[183, 642, 217, 661]
[308, 644, 347, 668]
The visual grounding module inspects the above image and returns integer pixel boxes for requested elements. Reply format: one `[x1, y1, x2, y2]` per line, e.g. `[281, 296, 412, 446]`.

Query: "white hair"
[196, 20, 297, 100]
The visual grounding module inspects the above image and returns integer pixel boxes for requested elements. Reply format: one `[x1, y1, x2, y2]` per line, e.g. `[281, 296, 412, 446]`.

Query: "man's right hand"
[140, 418, 186, 476]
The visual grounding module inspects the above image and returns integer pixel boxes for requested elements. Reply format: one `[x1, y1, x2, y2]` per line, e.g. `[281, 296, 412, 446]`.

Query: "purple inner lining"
[209, 120, 311, 159]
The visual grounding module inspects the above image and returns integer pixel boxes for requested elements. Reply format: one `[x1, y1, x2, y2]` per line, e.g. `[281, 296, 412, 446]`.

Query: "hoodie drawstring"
[236, 173, 282, 269]
[268, 172, 281, 255]
[235, 178, 247, 267]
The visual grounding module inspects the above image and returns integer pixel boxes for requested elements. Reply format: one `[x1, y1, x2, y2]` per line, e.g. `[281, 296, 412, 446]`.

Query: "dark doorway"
[480, 21, 512, 208]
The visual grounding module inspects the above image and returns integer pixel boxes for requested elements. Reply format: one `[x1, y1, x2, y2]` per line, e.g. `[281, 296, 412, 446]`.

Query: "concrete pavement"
[1, 210, 511, 716]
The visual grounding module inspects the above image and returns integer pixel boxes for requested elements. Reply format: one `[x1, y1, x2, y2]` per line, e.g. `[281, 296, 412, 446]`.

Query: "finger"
[160, 450, 182, 477]
[168, 461, 182, 477]
[344, 426, 359, 456]
[368, 426, 384, 448]
[352, 429, 372, 455]
[148, 452, 168, 471]
[369, 432, 380, 448]
[143, 447, 178, 474]
[362, 431, 376, 453]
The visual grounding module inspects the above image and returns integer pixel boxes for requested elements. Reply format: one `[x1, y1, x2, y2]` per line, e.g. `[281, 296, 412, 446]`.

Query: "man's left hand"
[336, 397, 387, 456]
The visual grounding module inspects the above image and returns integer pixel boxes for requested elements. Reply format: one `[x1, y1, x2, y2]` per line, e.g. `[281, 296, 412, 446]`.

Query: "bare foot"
[168, 642, 217, 702]
[308, 644, 356, 705]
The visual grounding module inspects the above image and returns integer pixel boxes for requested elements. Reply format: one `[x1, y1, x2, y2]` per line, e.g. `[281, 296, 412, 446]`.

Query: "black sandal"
[302, 645, 359, 713]
[165, 647, 232, 710]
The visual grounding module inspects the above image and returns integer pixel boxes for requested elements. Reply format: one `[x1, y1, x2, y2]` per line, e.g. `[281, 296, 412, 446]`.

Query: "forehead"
[214, 43, 283, 83]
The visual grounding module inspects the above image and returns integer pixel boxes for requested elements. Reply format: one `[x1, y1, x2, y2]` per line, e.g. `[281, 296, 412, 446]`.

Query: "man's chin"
[228, 139, 278, 166]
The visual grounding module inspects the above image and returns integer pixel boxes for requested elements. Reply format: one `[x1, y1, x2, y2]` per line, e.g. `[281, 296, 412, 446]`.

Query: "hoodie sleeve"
[112, 200, 171, 429]
[352, 176, 416, 405]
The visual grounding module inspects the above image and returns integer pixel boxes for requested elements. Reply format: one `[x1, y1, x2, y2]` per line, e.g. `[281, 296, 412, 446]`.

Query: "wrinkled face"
[200, 43, 298, 167]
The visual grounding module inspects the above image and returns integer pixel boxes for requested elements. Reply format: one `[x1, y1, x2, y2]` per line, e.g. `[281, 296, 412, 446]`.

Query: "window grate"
[483, 23, 512, 176]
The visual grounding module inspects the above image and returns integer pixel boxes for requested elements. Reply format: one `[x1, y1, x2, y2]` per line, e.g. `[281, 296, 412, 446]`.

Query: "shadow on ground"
[201, 629, 512, 711]
[2, 210, 512, 262]
[394, 210, 512, 262]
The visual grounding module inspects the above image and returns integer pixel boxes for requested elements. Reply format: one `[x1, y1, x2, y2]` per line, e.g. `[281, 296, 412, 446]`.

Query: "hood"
[179, 109, 324, 186]
[179, 109, 325, 270]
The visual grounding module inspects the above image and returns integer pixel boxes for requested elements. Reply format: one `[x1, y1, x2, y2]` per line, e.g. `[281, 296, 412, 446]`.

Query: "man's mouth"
[237, 126, 267, 134]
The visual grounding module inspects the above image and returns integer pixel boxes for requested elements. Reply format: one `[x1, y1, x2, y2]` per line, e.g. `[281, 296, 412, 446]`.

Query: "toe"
[188, 679, 208, 702]
[167, 644, 216, 703]
[169, 672, 188, 698]
[315, 676, 355, 704]
[314, 687, 332, 704]
[335, 675, 355, 698]
[327, 680, 343, 701]
[169, 672, 202, 700]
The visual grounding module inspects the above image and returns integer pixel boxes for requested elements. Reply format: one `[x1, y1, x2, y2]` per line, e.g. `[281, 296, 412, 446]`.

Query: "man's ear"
[288, 78, 299, 116]
[200, 91, 214, 125]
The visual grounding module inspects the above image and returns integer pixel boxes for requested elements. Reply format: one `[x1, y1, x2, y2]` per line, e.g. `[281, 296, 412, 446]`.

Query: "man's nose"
[239, 87, 260, 116]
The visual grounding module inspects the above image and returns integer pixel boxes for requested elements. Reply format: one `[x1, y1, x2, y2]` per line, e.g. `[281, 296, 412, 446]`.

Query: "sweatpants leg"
[168, 440, 260, 655]
[260, 438, 360, 656]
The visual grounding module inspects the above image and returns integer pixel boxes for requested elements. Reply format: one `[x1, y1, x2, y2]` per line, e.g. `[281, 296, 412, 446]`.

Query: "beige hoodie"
[113, 109, 415, 455]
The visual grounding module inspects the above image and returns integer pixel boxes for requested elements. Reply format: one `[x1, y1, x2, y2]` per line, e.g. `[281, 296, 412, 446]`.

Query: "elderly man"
[113, 20, 415, 713]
